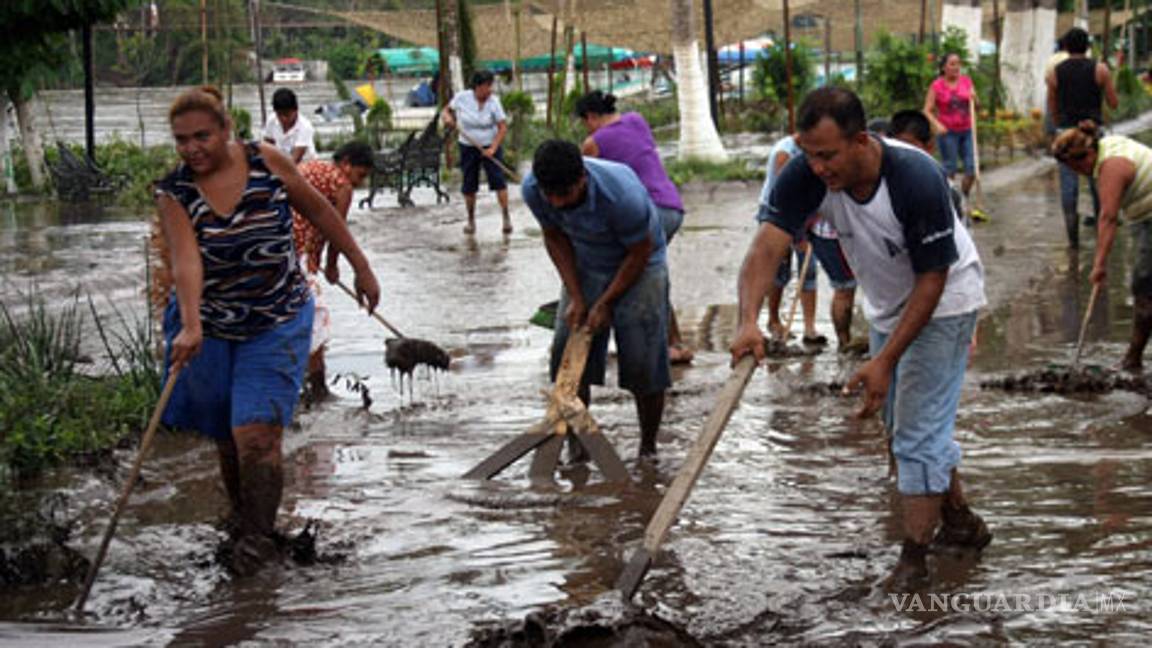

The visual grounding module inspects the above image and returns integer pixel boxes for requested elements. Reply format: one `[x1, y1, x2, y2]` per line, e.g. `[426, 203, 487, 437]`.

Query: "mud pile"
[0, 493, 89, 588]
[980, 365, 1150, 395]
[467, 595, 702, 648]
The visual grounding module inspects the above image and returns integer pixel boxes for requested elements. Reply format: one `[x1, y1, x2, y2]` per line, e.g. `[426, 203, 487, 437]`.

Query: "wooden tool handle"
[75, 368, 181, 613]
[642, 355, 758, 551]
[782, 244, 814, 338]
[455, 128, 520, 180]
[1073, 282, 1102, 367]
[335, 280, 405, 338]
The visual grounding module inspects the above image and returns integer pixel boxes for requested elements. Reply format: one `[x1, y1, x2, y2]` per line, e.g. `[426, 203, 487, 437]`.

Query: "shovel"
[616, 354, 758, 601]
[334, 280, 450, 375]
[75, 368, 181, 613]
[453, 128, 521, 183]
[969, 95, 990, 222]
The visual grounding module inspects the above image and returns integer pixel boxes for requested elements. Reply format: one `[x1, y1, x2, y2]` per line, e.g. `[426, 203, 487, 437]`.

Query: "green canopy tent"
[368, 44, 639, 77]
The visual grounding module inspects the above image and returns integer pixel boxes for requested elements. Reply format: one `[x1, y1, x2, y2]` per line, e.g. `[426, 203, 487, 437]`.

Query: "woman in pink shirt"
[923, 52, 979, 201]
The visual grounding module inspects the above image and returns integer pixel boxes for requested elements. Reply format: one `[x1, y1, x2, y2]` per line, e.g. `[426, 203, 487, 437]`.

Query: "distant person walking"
[575, 90, 693, 364]
[442, 70, 513, 235]
[923, 52, 981, 220]
[1046, 27, 1119, 248]
[262, 88, 317, 164]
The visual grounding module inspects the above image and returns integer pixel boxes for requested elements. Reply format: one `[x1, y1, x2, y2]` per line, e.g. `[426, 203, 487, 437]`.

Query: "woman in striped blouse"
[1053, 120, 1152, 371]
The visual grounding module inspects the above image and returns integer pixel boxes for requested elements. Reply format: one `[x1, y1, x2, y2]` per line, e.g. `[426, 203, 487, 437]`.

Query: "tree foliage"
[859, 30, 935, 117]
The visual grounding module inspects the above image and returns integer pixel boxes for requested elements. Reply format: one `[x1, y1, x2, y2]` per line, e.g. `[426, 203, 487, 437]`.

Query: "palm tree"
[999, 0, 1058, 111]
[941, 0, 983, 63]
[670, 0, 727, 161]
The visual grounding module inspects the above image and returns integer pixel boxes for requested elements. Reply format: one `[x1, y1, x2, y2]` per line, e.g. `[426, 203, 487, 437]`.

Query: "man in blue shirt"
[731, 88, 991, 588]
[522, 140, 670, 460]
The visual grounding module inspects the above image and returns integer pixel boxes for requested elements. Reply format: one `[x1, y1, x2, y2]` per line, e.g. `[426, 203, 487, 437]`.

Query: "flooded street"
[1, 149, 1151, 645]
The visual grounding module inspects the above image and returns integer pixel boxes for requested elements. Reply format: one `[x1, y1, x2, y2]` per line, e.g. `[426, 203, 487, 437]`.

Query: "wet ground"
[2, 146, 1151, 645]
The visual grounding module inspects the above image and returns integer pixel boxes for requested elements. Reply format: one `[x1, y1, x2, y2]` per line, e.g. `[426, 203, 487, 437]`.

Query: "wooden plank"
[462, 426, 552, 480]
[575, 432, 630, 483]
[617, 355, 757, 600]
[529, 435, 564, 485]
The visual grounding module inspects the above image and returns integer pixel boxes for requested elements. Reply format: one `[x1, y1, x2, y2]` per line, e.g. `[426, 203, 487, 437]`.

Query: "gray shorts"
[1132, 219, 1152, 296]
[550, 263, 671, 395]
[657, 206, 684, 244]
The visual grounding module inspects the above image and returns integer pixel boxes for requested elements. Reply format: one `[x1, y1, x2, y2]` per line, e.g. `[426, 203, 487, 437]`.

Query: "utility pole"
[201, 0, 209, 83]
[250, 0, 266, 124]
[823, 16, 831, 84]
[854, 0, 863, 87]
[784, 0, 794, 132]
[83, 23, 96, 163]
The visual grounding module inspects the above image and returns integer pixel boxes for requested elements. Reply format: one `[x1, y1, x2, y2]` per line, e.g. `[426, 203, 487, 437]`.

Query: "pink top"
[930, 75, 974, 133]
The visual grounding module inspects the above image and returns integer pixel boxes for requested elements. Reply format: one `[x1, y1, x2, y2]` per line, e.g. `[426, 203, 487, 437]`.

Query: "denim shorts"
[657, 206, 684, 244]
[937, 129, 974, 177]
[551, 263, 671, 395]
[774, 246, 818, 291]
[459, 143, 507, 194]
[869, 310, 977, 495]
[809, 233, 856, 290]
[161, 298, 314, 440]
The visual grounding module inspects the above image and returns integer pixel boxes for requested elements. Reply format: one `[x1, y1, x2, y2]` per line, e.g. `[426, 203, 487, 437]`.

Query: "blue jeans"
[869, 311, 977, 495]
[938, 129, 974, 177]
[1058, 162, 1099, 244]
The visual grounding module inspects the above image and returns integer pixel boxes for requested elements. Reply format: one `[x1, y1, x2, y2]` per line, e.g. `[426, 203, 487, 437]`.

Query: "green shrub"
[0, 294, 159, 480]
[664, 157, 761, 186]
[752, 39, 818, 105]
[860, 30, 935, 117]
[230, 106, 253, 141]
[365, 99, 393, 148]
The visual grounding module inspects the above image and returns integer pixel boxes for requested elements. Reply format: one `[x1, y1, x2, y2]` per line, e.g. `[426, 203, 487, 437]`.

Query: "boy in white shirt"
[262, 88, 317, 163]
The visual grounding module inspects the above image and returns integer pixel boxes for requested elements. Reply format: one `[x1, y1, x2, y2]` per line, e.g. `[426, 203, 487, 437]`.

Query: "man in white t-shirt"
[262, 88, 317, 163]
[441, 70, 511, 235]
[731, 87, 991, 589]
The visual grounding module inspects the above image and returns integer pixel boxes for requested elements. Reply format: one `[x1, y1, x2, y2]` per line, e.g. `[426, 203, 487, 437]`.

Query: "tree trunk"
[1074, 0, 1088, 29]
[671, 0, 727, 161]
[1000, 0, 1057, 112]
[12, 93, 46, 190]
[941, 0, 983, 63]
[441, 0, 464, 96]
[1, 97, 16, 194]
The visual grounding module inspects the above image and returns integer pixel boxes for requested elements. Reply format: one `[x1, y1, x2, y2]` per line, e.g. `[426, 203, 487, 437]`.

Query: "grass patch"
[0, 294, 160, 482]
[664, 157, 763, 186]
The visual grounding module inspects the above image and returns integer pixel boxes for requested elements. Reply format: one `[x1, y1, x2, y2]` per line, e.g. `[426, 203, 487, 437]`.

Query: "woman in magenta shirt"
[576, 90, 692, 364]
[923, 52, 979, 201]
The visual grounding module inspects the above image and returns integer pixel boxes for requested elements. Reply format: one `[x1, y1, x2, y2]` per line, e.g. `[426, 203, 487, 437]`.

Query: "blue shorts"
[809, 233, 856, 290]
[459, 143, 507, 194]
[774, 246, 818, 291]
[657, 206, 684, 243]
[937, 129, 974, 177]
[551, 264, 671, 395]
[870, 311, 977, 495]
[161, 298, 314, 440]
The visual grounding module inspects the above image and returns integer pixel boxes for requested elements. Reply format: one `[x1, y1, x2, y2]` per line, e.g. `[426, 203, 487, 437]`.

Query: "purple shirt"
[591, 112, 684, 212]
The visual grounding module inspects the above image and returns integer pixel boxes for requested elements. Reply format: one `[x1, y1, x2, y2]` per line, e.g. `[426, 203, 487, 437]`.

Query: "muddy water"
[1, 162, 1151, 645]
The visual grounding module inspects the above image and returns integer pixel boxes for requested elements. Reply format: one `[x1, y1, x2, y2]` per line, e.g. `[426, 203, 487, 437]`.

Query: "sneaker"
[970, 207, 990, 223]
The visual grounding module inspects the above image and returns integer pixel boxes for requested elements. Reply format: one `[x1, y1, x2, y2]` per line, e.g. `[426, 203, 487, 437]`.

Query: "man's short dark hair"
[471, 69, 495, 88]
[797, 87, 867, 138]
[1063, 27, 1090, 55]
[272, 88, 298, 112]
[532, 140, 584, 195]
[888, 109, 933, 146]
[333, 140, 375, 168]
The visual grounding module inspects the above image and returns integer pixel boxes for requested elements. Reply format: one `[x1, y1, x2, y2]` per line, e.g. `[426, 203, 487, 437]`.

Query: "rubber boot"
[932, 470, 992, 553]
[1121, 295, 1152, 372]
[884, 495, 942, 591]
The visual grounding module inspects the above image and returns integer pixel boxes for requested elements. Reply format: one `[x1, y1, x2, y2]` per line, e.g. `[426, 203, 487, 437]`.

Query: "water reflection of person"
[156, 86, 380, 575]
[1053, 122, 1152, 371]
[732, 88, 992, 589]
